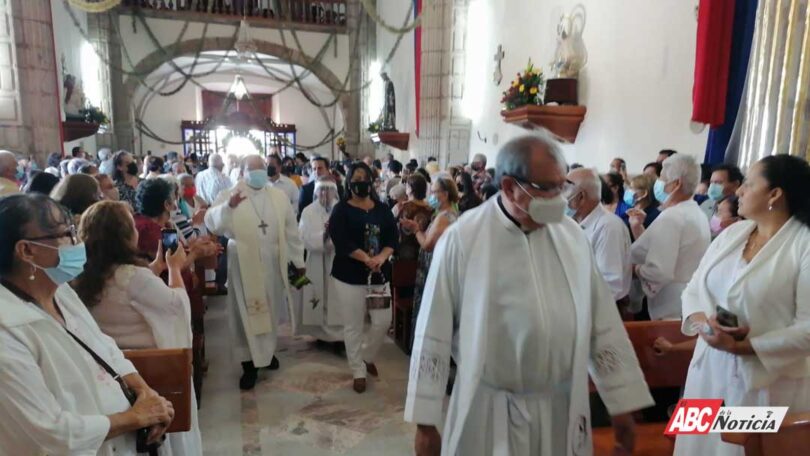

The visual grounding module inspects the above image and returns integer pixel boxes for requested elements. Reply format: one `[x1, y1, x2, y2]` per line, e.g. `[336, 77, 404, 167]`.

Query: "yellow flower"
[519, 84, 525, 93]
[512, 79, 519, 88]
[529, 87, 538, 95]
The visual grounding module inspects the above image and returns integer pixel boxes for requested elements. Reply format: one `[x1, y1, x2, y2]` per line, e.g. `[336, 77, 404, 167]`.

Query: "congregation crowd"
[1, 134, 809, 455]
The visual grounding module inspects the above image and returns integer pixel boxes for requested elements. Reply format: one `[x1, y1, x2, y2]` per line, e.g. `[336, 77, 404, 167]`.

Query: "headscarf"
[314, 177, 338, 212]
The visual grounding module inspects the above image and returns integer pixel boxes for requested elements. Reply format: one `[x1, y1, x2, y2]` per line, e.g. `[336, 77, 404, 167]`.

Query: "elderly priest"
[405, 134, 654, 456]
[205, 154, 305, 390]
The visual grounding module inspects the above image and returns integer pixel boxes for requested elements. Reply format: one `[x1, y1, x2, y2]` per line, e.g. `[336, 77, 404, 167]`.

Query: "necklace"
[744, 228, 765, 258]
[246, 188, 270, 235]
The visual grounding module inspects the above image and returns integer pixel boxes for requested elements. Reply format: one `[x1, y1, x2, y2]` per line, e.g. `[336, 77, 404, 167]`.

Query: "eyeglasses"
[510, 175, 574, 195]
[25, 225, 79, 246]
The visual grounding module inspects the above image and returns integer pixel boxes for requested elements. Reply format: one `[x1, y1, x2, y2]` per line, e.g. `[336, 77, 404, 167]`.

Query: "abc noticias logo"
[664, 399, 789, 435]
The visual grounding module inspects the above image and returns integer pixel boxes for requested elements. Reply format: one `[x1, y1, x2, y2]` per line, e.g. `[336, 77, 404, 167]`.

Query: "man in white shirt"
[195, 153, 232, 205]
[628, 154, 711, 320]
[406, 134, 652, 456]
[97, 147, 114, 176]
[267, 154, 300, 215]
[566, 167, 632, 303]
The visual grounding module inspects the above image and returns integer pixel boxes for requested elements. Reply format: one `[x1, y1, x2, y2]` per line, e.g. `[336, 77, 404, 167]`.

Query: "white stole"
[232, 187, 295, 336]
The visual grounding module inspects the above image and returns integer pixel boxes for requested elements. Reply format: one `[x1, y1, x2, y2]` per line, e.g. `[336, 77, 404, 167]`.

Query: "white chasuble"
[205, 182, 305, 366]
[405, 198, 653, 456]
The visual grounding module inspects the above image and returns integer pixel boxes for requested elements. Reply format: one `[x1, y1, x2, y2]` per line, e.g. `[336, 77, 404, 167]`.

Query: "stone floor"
[198, 295, 417, 455]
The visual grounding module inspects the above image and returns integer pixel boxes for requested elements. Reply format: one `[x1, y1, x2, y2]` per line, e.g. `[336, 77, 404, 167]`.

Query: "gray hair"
[68, 158, 90, 175]
[472, 153, 487, 165]
[97, 147, 112, 161]
[495, 132, 567, 187]
[0, 150, 17, 175]
[177, 173, 194, 184]
[208, 153, 224, 168]
[662, 154, 700, 195]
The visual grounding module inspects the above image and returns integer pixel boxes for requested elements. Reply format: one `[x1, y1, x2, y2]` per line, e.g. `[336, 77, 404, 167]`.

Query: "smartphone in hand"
[715, 305, 739, 328]
[161, 229, 179, 254]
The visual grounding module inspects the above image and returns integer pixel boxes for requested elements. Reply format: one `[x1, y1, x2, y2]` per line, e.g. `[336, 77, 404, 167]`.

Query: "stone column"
[343, 0, 365, 159]
[0, 0, 62, 163]
[89, 12, 134, 153]
[415, 0, 470, 167]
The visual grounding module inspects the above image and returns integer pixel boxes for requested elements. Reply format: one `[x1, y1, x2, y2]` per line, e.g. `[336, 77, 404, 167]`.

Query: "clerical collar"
[497, 195, 527, 232]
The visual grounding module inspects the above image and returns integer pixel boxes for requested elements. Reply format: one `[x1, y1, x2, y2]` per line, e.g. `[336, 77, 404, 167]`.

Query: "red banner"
[692, 0, 736, 127]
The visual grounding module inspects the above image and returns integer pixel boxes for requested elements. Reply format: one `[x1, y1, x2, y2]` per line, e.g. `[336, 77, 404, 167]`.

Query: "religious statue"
[550, 6, 588, 79]
[380, 72, 397, 132]
[63, 74, 86, 120]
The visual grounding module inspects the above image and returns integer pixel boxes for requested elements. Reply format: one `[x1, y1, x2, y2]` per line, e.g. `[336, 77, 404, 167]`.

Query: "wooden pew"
[722, 413, 810, 455]
[124, 348, 193, 433]
[593, 320, 696, 456]
[391, 259, 418, 355]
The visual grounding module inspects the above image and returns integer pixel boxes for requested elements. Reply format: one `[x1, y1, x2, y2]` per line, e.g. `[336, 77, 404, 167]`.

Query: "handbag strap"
[0, 279, 135, 405]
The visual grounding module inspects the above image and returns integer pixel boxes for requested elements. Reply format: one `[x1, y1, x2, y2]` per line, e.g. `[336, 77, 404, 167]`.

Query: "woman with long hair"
[75, 200, 202, 455]
[455, 171, 482, 214]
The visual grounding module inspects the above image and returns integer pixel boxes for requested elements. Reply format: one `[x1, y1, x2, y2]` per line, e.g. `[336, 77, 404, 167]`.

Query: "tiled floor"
[198, 296, 416, 455]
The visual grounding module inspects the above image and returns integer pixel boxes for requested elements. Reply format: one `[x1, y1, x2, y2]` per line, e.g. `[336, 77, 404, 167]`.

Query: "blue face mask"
[654, 179, 670, 204]
[623, 189, 636, 207]
[246, 169, 268, 189]
[15, 164, 24, 181]
[30, 242, 87, 285]
[707, 183, 724, 201]
[564, 205, 577, 218]
[428, 194, 440, 209]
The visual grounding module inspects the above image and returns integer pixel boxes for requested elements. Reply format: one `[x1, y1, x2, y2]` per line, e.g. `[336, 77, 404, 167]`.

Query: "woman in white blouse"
[628, 154, 711, 320]
[74, 200, 202, 455]
[0, 194, 174, 455]
[675, 155, 810, 455]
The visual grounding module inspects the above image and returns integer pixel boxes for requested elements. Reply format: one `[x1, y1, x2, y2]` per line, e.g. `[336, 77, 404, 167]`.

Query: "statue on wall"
[380, 72, 397, 132]
[63, 74, 86, 120]
[550, 6, 588, 79]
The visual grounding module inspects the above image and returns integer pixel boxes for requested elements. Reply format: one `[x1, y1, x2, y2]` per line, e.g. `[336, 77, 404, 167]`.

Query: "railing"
[121, 1, 347, 27]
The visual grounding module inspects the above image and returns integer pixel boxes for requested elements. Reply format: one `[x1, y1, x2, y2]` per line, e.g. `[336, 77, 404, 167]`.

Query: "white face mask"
[515, 182, 566, 225]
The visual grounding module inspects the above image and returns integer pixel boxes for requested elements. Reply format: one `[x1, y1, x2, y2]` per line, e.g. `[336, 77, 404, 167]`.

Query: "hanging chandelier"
[229, 74, 249, 100]
[234, 19, 258, 63]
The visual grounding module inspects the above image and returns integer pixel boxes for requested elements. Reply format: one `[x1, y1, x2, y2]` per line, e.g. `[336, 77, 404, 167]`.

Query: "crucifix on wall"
[493, 44, 505, 85]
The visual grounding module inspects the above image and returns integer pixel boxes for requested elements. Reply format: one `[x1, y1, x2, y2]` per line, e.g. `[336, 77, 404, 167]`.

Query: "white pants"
[334, 279, 391, 379]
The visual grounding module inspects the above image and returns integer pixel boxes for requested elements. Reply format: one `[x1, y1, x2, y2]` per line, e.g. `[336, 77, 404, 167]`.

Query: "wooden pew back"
[722, 413, 810, 456]
[124, 348, 192, 433]
[624, 320, 695, 388]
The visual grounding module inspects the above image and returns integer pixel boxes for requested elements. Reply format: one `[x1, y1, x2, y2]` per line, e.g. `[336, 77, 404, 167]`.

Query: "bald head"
[242, 154, 265, 173]
[0, 150, 18, 179]
[567, 167, 602, 201]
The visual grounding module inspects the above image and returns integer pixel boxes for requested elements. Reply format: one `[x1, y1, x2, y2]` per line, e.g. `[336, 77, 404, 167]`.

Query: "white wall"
[461, 0, 707, 173]
[136, 74, 343, 158]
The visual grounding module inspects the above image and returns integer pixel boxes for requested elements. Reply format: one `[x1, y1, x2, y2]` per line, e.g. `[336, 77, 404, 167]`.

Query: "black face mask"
[267, 165, 278, 177]
[126, 162, 139, 176]
[351, 181, 371, 198]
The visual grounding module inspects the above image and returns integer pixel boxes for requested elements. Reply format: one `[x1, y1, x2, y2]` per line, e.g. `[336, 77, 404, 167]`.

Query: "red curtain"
[201, 90, 273, 126]
[692, 0, 737, 127]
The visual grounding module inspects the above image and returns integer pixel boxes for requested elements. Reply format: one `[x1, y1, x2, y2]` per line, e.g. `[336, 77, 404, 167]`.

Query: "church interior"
[1, 0, 810, 455]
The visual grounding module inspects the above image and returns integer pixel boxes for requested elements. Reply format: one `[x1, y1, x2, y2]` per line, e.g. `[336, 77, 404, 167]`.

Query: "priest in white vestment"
[405, 135, 653, 456]
[294, 177, 343, 342]
[205, 154, 305, 390]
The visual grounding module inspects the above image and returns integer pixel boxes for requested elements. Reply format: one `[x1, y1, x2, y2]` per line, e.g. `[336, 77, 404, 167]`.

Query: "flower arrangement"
[500, 59, 545, 110]
[80, 105, 109, 126]
[367, 119, 382, 133]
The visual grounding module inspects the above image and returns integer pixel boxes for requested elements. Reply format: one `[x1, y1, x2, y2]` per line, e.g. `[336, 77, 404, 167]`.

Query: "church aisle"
[199, 295, 416, 455]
